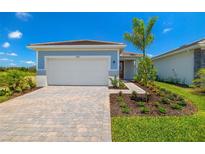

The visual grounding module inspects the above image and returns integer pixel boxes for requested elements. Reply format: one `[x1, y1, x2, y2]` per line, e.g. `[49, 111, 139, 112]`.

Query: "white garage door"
[46, 56, 109, 86]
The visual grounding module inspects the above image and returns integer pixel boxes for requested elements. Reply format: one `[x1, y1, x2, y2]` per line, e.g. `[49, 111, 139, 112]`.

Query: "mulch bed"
[108, 86, 128, 90]
[110, 83, 197, 116]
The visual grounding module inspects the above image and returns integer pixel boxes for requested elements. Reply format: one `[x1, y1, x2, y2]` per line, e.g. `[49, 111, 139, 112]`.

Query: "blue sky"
[0, 12, 205, 67]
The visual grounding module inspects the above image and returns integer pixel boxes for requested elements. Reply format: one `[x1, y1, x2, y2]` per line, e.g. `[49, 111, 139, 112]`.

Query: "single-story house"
[28, 40, 142, 87]
[152, 39, 205, 85]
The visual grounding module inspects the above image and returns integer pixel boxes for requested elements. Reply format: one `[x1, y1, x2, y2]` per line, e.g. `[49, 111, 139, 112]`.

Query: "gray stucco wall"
[37, 50, 119, 76]
[153, 50, 194, 85]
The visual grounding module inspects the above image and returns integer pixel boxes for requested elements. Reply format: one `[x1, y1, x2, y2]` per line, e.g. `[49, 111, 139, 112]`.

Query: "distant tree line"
[0, 66, 36, 73]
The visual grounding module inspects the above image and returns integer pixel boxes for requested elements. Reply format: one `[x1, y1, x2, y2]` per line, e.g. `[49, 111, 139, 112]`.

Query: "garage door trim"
[45, 56, 111, 86]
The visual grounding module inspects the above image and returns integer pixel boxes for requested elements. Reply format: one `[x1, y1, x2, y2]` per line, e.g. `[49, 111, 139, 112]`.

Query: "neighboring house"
[28, 40, 142, 87]
[152, 39, 205, 85]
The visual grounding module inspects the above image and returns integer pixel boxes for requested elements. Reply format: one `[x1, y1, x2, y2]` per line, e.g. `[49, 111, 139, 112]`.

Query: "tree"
[134, 56, 157, 86]
[124, 17, 158, 57]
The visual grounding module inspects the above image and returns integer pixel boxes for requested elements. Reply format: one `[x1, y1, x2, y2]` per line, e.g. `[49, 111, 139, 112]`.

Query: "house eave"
[27, 45, 126, 52]
[152, 44, 202, 61]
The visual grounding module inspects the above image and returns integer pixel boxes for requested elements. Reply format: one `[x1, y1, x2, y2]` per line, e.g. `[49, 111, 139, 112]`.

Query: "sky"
[0, 12, 205, 67]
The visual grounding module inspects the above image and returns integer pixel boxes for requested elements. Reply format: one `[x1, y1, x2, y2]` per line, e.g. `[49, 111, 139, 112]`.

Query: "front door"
[119, 61, 124, 79]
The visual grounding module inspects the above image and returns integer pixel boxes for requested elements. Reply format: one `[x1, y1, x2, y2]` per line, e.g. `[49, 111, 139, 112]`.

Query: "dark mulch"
[110, 83, 197, 116]
[108, 86, 128, 90]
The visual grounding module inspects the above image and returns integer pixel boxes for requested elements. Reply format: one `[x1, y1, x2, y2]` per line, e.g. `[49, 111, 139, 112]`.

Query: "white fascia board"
[27, 45, 126, 51]
[152, 44, 200, 61]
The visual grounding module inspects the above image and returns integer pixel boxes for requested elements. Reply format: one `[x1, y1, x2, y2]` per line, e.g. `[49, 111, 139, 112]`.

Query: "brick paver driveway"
[0, 86, 111, 142]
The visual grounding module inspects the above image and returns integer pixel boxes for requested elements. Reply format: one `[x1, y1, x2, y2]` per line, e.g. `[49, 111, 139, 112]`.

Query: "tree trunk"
[143, 49, 146, 58]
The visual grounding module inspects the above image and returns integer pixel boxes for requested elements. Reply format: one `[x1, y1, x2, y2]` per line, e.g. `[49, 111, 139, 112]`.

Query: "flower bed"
[110, 82, 197, 116]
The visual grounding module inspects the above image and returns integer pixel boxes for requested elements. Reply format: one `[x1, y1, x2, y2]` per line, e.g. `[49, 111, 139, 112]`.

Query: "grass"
[112, 81, 205, 142]
[0, 95, 10, 103]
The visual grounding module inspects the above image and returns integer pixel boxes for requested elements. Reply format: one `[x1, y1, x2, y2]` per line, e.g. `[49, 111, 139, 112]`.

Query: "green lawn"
[112, 81, 205, 142]
[0, 95, 10, 103]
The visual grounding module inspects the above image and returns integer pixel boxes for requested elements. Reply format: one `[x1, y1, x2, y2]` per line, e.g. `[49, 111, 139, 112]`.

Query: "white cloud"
[2, 42, 10, 48]
[0, 58, 13, 61]
[21, 60, 35, 65]
[163, 28, 172, 34]
[8, 30, 23, 39]
[6, 52, 18, 56]
[16, 12, 31, 21]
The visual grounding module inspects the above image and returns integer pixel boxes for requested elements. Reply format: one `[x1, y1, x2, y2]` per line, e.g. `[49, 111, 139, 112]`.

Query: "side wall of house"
[36, 50, 119, 87]
[153, 50, 194, 85]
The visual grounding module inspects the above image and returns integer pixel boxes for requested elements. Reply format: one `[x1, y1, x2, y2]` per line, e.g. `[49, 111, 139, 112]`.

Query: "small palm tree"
[124, 17, 158, 57]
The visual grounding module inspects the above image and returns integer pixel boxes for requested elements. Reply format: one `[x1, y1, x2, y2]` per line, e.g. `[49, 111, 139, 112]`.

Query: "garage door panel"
[46, 57, 109, 85]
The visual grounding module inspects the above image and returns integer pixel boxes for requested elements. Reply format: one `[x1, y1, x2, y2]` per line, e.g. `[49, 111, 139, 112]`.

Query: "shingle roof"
[29, 40, 125, 46]
[153, 38, 205, 60]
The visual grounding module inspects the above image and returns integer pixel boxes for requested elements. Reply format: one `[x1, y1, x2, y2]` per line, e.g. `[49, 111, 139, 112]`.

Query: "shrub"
[25, 77, 36, 88]
[121, 107, 130, 114]
[159, 97, 170, 104]
[110, 76, 118, 88]
[167, 94, 175, 101]
[140, 107, 149, 114]
[19, 78, 31, 91]
[15, 87, 23, 93]
[119, 80, 126, 89]
[134, 57, 157, 86]
[0, 70, 26, 92]
[0, 88, 12, 96]
[131, 91, 138, 100]
[137, 101, 145, 107]
[171, 104, 183, 110]
[177, 95, 184, 101]
[158, 107, 167, 114]
[177, 100, 187, 107]
[193, 68, 205, 92]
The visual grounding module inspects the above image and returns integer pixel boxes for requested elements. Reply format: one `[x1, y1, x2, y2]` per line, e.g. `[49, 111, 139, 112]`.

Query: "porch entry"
[120, 61, 124, 79]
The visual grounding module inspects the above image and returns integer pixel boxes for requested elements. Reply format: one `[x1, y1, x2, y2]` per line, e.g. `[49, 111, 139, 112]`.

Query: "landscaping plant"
[134, 57, 157, 86]
[140, 107, 149, 114]
[158, 106, 167, 114]
[110, 76, 126, 89]
[110, 76, 118, 88]
[0, 70, 27, 92]
[193, 68, 205, 92]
